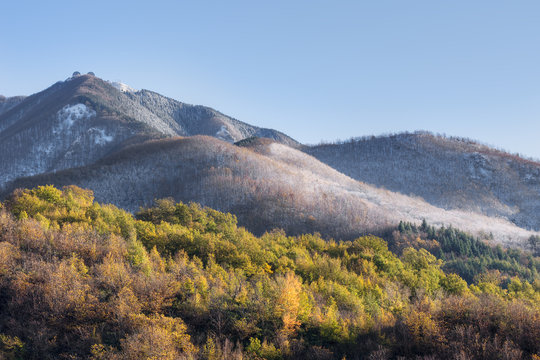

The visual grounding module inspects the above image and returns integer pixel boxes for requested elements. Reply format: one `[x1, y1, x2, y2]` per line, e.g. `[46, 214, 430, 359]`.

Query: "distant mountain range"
[1, 72, 539, 248]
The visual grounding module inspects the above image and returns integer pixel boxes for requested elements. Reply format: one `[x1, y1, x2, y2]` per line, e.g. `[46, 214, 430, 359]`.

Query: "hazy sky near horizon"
[1, 1, 539, 157]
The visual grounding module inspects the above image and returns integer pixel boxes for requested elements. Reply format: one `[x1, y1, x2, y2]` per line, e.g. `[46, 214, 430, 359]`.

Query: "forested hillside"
[387, 220, 540, 284]
[306, 132, 540, 231]
[4, 136, 537, 247]
[0, 186, 538, 359]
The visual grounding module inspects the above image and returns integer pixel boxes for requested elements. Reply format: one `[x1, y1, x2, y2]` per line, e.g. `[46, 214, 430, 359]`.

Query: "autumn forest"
[0, 185, 538, 359]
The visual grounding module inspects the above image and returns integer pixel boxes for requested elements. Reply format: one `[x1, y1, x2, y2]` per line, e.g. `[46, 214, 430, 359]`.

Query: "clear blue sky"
[1, 1, 539, 157]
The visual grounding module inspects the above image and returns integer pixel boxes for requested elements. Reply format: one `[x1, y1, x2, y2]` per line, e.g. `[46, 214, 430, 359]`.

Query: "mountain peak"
[0, 73, 298, 188]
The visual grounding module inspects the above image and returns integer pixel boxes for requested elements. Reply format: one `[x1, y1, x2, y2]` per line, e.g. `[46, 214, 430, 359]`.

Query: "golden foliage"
[0, 185, 538, 359]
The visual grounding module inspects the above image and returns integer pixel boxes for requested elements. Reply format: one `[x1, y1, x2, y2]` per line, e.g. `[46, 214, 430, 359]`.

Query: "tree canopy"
[0, 186, 538, 359]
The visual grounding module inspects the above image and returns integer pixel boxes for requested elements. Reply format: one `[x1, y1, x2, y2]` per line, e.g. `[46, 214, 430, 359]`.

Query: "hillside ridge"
[306, 131, 540, 232]
[3, 135, 538, 248]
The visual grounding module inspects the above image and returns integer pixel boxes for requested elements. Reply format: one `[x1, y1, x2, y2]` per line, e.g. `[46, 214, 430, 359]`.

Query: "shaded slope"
[4, 136, 537, 247]
[306, 132, 540, 231]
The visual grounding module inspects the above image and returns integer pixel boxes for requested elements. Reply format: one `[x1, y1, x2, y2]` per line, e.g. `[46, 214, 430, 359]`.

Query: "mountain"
[305, 132, 540, 231]
[1, 74, 539, 249]
[0, 73, 297, 187]
[4, 136, 536, 247]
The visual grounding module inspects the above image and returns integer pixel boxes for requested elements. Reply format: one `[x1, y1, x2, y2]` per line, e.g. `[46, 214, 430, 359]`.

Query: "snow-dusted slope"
[108, 81, 137, 93]
[0, 76, 149, 187]
[306, 132, 540, 232]
[126, 89, 298, 146]
[245, 139, 539, 246]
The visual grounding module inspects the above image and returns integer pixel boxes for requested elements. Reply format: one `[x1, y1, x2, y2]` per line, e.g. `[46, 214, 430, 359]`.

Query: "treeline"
[314, 131, 538, 162]
[391, 220, 540, 285]
[0, 186, 539, 359]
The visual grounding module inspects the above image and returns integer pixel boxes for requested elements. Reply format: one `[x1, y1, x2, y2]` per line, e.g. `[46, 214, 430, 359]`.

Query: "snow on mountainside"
[125, 89, 299, 146]
[0, 73, 298, 190]
[306, 132, 540, 232]
[108, 81, 137, 93]
[54, 104, 97, 133]
[5, 136, 538, 248]
[0, 76, 143, 187]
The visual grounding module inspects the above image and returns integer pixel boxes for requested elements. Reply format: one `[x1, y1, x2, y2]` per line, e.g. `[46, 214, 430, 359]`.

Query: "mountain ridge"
[3, 135, 537, 248]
